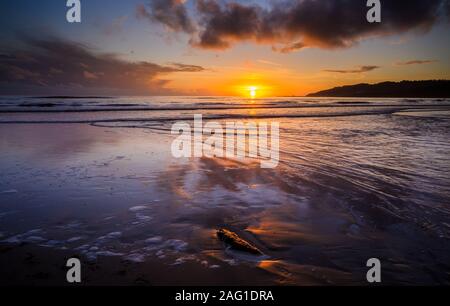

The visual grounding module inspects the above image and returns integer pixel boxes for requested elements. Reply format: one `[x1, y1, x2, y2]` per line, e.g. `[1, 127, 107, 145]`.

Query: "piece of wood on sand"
[217, 228, 263, 255]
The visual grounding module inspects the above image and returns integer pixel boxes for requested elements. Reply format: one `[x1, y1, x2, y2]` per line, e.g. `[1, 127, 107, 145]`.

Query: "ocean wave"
[0, 110, 398, 125]
[1, 105, 450, 125]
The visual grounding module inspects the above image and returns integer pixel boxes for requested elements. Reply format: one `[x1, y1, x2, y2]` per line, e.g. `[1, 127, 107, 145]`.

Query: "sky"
[0, 0, 449, 96]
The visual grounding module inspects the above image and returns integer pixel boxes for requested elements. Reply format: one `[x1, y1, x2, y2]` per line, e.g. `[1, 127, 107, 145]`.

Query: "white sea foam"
[0, 189, 18, 194]
[124, 252, 146, 263]
[129, 205, 147, 212]
[1, 229, 44, 244]
[146, 236, 163, 244]
[67, 236, 83, 243]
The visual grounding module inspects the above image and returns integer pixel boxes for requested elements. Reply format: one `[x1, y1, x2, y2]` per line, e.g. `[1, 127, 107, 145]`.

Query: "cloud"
[140, 0, 449, 52]
[323, 65, 380, 74]
[167, 62, 205, 72]
[396, 59, 438, 66]
[194, 0, 264, 49]
[257, 59, 281, 66]
[272, 42, 306, 54]
[136, 0, 195, 33]
[446, 0, 450, 18]
[0, 36, 205, 95]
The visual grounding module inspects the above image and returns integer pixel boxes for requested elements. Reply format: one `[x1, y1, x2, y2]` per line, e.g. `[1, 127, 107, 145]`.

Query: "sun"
[234, 84, 268, 98]
[249, 86, 257, 98]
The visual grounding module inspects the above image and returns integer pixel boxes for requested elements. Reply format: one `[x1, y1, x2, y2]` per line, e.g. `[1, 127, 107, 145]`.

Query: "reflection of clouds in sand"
[258, 260, 354, 285]
[158, 156, 299, 204]
[151, 155, 350, 279]
[245, 202, 356, 249]
[151, 156, 307, 250]
[0, 125, 121, 162]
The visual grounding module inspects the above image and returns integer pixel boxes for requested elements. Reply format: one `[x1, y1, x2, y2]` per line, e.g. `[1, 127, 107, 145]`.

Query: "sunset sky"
[0, 0, 449, 96]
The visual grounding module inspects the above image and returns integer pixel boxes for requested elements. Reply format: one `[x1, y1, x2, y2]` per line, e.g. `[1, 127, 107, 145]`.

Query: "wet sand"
[1, 105, 450, 286]
[0, 244, 280, 286]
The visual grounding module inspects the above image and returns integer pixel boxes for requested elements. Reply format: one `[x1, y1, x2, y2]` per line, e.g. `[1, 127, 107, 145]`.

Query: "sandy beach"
[1, 97, 450, 286]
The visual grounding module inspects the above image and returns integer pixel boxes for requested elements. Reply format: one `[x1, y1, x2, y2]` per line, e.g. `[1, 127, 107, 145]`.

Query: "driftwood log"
[217, 229, 262, 255]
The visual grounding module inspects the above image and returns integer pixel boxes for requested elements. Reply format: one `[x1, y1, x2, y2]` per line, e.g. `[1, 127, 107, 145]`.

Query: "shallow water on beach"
[1, 96, 450, 285]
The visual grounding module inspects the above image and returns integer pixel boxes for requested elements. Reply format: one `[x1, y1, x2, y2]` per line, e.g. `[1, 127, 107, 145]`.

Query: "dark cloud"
[194, 0, 264, 49]
[272, 42, 306, 54]
[396, 59, 439, 66]
[446, 0, 450, 18]
[136, 0, 195, 33]
[167, 62, 205, 71]
[141, 0, 449, 52]
[324, 65, 380, 74]
[0, 36, 205, 95]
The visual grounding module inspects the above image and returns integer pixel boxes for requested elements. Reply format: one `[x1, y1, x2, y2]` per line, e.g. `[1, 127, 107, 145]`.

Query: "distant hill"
[307, 80, 450, 98]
